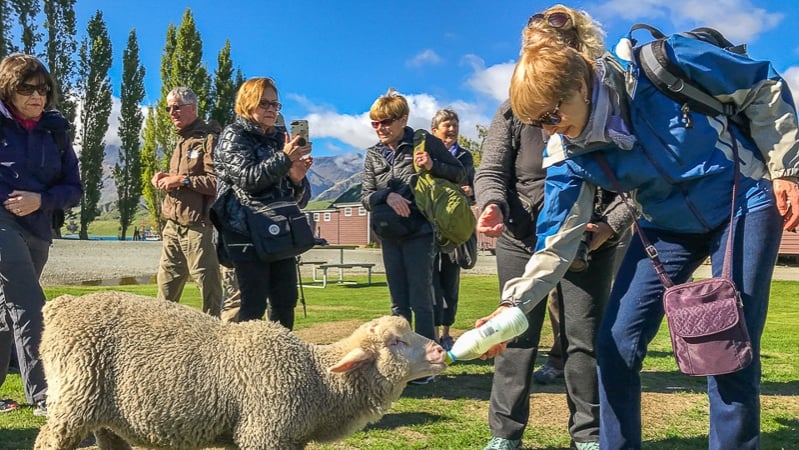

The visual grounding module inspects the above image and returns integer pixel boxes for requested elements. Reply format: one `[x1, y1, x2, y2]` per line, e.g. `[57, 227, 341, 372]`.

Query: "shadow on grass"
[365, 411, 444, 431]
[0, 427, 39, 450]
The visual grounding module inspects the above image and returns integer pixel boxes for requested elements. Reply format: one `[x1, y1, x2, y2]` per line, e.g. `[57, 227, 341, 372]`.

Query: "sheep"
[35, 291, 447, 450]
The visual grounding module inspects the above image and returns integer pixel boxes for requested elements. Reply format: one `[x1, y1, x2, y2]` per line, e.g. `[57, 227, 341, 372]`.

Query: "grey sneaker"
[532, 363, 564, 384]
[573, 442, 600, 450]
[483, 436, 521, 450]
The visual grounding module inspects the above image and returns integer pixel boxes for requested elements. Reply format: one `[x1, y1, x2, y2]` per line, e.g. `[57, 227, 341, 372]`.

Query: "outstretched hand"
[477, 204, 505, 237]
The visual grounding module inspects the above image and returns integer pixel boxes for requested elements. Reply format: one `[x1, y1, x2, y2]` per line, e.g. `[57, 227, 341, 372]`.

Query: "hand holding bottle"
[445, 306, 529, 364]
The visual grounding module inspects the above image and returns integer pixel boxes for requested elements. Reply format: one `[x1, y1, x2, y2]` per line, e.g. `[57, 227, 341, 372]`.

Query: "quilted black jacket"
[212, 116, 310, 235]
[361, 126, 466, 210]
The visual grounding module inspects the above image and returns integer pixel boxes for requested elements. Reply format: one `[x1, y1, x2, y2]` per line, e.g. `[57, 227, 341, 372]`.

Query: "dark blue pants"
[233, 256, 298, 329]
[433, 252, 460, 327]
[597, 206, 782, 449]
[381, 232, 436, 340]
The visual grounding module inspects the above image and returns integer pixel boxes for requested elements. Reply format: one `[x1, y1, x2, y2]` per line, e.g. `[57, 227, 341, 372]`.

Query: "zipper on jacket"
[634, 103, 684, 167]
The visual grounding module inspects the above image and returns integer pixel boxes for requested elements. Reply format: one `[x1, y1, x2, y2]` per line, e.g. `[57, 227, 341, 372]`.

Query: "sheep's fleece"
[35, 292, 447, 450]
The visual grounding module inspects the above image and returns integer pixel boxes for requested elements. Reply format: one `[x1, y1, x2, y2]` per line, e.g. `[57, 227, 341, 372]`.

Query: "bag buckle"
[645, 245, 658, 258]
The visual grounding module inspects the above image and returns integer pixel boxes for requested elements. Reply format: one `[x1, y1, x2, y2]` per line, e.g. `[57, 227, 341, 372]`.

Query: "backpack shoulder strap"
[49, 128, 71, 156]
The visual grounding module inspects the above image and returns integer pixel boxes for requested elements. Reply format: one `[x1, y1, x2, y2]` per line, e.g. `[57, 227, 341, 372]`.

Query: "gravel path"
[40, 239, 799, 287]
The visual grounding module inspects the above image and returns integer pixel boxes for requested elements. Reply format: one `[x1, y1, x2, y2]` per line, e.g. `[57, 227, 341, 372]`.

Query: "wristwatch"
[182, 176, 190, 187]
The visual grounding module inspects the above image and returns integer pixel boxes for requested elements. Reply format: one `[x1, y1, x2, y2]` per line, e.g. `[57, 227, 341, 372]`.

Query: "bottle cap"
[445, 351, 455, 365]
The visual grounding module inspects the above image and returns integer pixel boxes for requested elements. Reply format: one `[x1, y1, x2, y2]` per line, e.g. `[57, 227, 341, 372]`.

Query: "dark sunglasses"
[530, 100, 563, 128]
[258, 100, 282, 111]
[527, 11, 570, 29]
[370, 118, 396, 129]
[16, 83, 50, 96]
[166, 103, 193, 113]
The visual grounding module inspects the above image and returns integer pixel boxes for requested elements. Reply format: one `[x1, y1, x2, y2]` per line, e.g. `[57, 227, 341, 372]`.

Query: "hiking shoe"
[0, 399, 19, 413]
[440, 335, 455, 351]
[483, 436, 522, 450]
[409, 376, 435, 385]
[33, 401, 47, 417]
[533, 363, 564, 384]
[573, 441, 600, 450]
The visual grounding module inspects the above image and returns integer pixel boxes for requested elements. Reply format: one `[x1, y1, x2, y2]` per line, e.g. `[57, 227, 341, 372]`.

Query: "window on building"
[323, 212, 331, 222]
[344, 207, 352, 217]
[313, 213, 320, 221]
[358, 207, 367, 216]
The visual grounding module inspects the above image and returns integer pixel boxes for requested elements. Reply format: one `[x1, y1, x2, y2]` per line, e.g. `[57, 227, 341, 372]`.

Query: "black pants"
[433, 252, 460, 327]
[488, 233, 618, 444]
[233, 257, 298, 329]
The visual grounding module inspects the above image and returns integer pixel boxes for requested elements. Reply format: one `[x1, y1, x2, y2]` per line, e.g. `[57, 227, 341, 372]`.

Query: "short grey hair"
[167, 86, 197, 105]
[431, 108, 459, 130]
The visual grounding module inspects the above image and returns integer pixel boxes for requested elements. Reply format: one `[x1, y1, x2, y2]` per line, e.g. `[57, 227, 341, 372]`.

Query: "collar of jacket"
[0, 99, 69, 134]
[234, 115, 287, 140]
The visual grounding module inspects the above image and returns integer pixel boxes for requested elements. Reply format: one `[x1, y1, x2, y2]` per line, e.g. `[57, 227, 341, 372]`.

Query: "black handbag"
[244, 199, 315, 262]
[370, 202, 425, 240]
[449, 232, 478, 269]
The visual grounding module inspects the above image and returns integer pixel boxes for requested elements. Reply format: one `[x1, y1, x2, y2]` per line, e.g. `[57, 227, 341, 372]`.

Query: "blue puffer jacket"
[501, 35, 799, 305]
[0, 100, 82, 241]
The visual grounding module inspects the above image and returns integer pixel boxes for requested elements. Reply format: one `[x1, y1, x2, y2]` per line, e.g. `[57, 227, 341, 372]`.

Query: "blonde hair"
[0, 53, 57, 109]
[522, 4, 606, 60]
[369, 88, 409, 121]
[510, 43, 594, 124]
[234, 77, 278, 123]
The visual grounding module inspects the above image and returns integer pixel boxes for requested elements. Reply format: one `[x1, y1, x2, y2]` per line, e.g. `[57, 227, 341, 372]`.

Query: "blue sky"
[74, 0, 799, 157]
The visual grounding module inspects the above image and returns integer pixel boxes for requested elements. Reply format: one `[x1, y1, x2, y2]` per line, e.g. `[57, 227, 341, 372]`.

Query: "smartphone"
[290, 120, 310, 153]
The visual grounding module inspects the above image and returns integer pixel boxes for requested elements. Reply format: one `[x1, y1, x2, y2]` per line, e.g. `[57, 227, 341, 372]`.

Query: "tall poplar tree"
[209, 40, 236, 127]
[75, 11, 112, 239]
[12, 0, 41, 54]
[43, 0, 78, 130]
[113, 29, 145, 240]
[139, 106, 163, 232]
[169, 8, 210, 115]
[0, 0, 15, 58]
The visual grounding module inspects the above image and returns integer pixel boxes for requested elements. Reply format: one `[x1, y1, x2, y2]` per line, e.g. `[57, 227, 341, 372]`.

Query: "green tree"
[0, 0, 15, 58]
[209, 39, 236, 127]
[75, 11, 112, 239]
[459, 124, 488, 168]
[11, 0, 41, 54]
[140, 106, 163, 231]
[169, 8, 210, 115]
[113, 29, 145, 240]
[43, 0, 78, 130]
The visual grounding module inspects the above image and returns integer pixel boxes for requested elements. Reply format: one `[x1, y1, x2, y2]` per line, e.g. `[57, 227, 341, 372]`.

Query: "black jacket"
[212, 116, 310, 236]
[361, 126, 465, 210]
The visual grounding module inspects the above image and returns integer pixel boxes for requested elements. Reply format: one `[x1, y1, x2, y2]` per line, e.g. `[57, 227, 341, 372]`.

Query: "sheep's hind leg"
[33, 420, 89, 450]
[94, 428, 132, 450]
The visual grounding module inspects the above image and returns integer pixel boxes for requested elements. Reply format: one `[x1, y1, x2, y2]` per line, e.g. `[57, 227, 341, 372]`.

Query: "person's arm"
[42, 135, 82, 212]
[500, 162, 596, 309]
[475, 101, 516, 221]
[426, 134, 466, 184]
[185, 133, 219, 197]
[360, 149, 391, 210]
[218, 127, 292, 195]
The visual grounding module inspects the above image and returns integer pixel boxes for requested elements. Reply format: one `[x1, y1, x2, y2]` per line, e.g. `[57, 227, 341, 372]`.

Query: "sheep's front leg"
[34, 420, 89, 450]
[94, 428, 132, 450]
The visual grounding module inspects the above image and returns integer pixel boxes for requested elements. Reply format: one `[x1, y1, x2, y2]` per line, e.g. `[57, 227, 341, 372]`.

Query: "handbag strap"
[593, 139, 740, 287]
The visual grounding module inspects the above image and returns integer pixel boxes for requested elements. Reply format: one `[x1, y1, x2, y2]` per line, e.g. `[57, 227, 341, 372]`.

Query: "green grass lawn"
[0, 276, 797, 449]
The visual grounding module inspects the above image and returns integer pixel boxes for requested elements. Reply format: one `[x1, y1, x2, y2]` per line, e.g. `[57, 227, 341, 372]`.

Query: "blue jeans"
[597, 205, 782, 449]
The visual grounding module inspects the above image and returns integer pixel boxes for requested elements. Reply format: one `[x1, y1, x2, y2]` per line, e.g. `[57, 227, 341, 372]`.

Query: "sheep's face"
[329, 316, 447, 384]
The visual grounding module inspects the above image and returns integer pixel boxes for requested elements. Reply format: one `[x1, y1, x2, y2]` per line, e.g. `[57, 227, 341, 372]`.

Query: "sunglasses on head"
[530, 100, 563, 128]
[370, 118, 396, 129]
[258, 100, 282, 111]
[16, 83, 50, 96]
[527, 11, 570, 29]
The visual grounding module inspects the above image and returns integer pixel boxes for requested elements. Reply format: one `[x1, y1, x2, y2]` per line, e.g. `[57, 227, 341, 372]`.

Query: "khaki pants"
[220, 265, 241, 322]
[157, 220, 222, 317]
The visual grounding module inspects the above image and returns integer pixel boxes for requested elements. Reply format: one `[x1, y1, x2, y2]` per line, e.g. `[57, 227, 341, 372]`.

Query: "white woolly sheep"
[35, 291, 447, 450]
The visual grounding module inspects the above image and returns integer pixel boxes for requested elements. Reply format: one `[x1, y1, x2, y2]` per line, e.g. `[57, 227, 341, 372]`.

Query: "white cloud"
[406, 49, 443, 68]
[595, 0, 782, 42]
[461, 54, 515, 103]
[783, 66, 799, 104]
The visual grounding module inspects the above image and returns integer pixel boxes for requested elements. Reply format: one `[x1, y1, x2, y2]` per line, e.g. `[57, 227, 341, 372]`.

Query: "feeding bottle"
[445, 307, 529, 364]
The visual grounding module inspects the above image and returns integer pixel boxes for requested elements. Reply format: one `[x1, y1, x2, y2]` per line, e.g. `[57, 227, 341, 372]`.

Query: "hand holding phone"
[290, 120, 311, 154]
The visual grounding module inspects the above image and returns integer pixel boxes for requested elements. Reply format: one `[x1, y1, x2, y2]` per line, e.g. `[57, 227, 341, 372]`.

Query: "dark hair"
[0, 53, 57, 109]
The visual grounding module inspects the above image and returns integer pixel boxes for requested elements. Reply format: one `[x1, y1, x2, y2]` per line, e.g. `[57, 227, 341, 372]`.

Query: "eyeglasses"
[529, 100, 563, 128]
[370, 118, 396, 129]
[16, 83, 50, 96]
[258, 100, 282, 111]
[166, 103, 193, 113]
[527, 11, 570, 29]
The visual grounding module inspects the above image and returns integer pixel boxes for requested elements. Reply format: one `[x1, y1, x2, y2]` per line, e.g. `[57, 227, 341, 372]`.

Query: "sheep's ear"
[329, 348, 373, 373]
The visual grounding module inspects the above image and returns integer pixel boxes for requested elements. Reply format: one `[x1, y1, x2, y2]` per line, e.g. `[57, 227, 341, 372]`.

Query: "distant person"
[360, 88, 466, 384]
[430, 108, 474, 350]
[0, 53, 82, 416]
[212, 77, 312, 329]
[151, 86, 222, 317]
[132, 226, 140, 241]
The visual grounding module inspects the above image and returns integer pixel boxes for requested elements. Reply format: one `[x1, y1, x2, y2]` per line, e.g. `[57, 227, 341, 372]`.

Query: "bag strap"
[593, 140, 739, 287]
